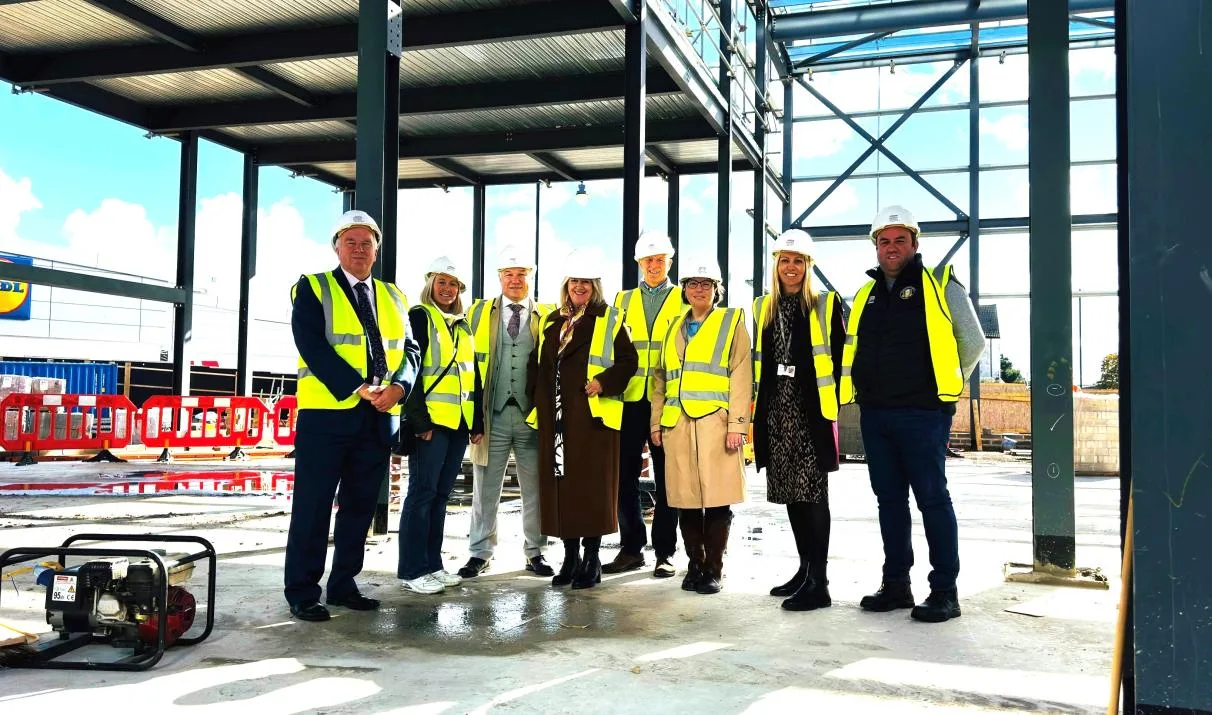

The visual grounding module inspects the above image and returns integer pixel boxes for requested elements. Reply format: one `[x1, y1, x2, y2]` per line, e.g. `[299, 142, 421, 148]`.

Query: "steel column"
[472, 183, 486, 299]
[342, 190, 355, 212]
[236, 153, 258, 397]
[717, 0, 733, 289]
[356, 0, 390, 279]
[1124, 2, 1212, 712]
[967, 24, 982, 448]
[752, 4, 768, 300]
[1027, 0, 1075, 574]
[781, 78, 793, 230]
[534, 182, 541, 301]
[622, 0, 646, 291]
[668, 173, 680, 282]
[171, 132, 198, 396]
[380, 50, 400, 283]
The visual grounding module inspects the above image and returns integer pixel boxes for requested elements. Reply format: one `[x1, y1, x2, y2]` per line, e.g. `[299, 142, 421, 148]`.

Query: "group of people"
[282, 203, 985, 627]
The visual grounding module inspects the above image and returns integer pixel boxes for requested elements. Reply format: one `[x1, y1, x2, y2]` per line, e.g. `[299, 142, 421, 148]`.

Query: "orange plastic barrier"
[0, 393, 137, 465]
[139, 395, 272, 461]
[270, 396, 299, 447]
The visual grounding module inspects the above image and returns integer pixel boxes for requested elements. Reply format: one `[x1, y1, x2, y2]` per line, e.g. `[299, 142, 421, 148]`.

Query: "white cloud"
[1071, 164, 1117, 215]
[1070, 47, 1115, 82]
[61, 198, 176, 280]
[979, 55, 1030, 102]
[0, 167, 41, 244]
[249, 198, 334, 320]
[809, 182, 860, 220]
[979, 114, 1029, 152]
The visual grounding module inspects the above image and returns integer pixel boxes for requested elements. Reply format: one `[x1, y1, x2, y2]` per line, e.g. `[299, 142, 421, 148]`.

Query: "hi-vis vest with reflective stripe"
[752, 292, 839, 421]
[613, 286, 683, 402]
[293, 272, 409, 414]
[467, 298, 555, 387]
[839, 265, 963, 405]
[525, 306, 626, 431]
[659, 307, 743, 428]
[415, 303, 475, 430]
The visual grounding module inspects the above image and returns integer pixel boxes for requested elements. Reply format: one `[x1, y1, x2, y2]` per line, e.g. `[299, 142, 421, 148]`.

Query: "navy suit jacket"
[291, 268, 420, 444]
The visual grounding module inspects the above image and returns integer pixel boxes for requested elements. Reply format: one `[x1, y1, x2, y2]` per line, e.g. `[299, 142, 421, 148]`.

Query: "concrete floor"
[0, 454, 1122, 713]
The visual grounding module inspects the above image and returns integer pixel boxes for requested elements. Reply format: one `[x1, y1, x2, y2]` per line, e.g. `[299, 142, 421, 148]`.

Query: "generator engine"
[44, 556, 197, 648]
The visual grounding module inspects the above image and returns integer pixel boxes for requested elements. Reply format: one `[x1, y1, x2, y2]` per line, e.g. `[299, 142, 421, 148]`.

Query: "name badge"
[777, 364, 796, 378]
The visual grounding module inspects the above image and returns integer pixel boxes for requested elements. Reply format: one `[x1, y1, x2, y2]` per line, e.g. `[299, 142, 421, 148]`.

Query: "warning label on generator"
[52, 574, 77, 602]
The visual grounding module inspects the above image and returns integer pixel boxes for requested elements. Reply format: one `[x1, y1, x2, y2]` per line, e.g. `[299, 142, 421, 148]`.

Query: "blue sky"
[0, 48, 1119, 381]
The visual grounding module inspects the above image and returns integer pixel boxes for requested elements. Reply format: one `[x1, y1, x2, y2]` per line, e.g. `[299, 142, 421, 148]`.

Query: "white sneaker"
[400, 574, 445, 594]
[430, 570, 463, 587]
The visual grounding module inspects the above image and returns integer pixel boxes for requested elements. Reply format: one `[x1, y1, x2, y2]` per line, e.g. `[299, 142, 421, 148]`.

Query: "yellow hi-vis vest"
[752, 292, 840, 421]
[659, 307, 743, 428]
[613, 286, 684, 402]
[467, 298, 555, 386]
[293, 272, 410, 414]
[839, 265, 963, 405]
[526, 306, 626, 431]
[415, 303, 476, 430]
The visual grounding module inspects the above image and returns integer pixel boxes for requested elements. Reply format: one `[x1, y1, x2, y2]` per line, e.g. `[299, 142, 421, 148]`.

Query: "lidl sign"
[0, 254, 32, 321]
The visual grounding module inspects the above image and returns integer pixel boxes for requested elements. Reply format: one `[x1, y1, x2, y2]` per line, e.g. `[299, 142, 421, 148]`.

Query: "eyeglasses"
[683, 279, 715, 290]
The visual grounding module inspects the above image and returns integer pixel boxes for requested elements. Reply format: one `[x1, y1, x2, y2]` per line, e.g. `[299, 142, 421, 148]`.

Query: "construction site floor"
[0, 455, 1121, 713]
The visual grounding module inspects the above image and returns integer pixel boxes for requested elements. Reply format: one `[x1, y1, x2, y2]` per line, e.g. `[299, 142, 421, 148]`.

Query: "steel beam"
[1124, 2, 1212, 709]
[717, 0, 733, 290]
[472, 184, 486, 299]
[257, 119, 714, 165]
[0, 263, 186, 304]
[172, 133, 199, 396]
[967, 24, 982, 448]
[395, 157, 761, 189]
[236, 153, 258, 397]
[802, 213, 1116, 240]
[668, 173, 680, 282]
[794, 31, 894, 68]
[425, 158, 483, 186]
[380, 49, 400, 284]
[1027, 0, 1075, 574]
[147, 70, 681, 133]
[794, 93, 1117, 125]
[4, 1, 621, 86]
[357, 0, 389, 286]
[231, 66, 319, 107]
[82, 0, 203, 51]
[772, 0, 1114, 42]
[753, 4, 769, 300]
[528, 152, 579, 182]
[782, 78, 793, 230]
[645, 146, 677, 176]
[622, 0, 647, 291]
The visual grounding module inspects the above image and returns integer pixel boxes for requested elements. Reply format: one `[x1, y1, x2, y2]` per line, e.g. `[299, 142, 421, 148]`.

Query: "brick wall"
[1074, 392, 1120, 475]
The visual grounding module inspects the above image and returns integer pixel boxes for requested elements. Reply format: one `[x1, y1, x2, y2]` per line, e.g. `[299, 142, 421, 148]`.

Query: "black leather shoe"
[290, 601, 331, 622]
[526, 555, 555, 577]
[770, 566, 808, 597]
[782, 578, 832, 611]
[457, 557, 490, 579]
[601, 552, 645, 574]
[551, 555, 581, 587]
[911, 589, 962, 623]
[653, 558, 676, 578]
[859, 581, 915, 612]
[571, 552, 602, 590]
[695, 575, 721, 595]
[326, 591, 380, 611]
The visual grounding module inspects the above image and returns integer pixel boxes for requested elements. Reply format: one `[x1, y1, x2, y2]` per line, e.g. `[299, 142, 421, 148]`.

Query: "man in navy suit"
[284, 210, 420, 622]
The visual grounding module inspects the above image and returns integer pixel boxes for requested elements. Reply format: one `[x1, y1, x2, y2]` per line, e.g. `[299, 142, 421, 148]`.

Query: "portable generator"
[1, 533, 216, 671]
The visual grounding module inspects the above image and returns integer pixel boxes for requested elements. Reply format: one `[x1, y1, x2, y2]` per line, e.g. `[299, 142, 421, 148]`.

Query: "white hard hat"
[870, 204, 920, 242]
[496, 244, 535, 272]
[332, 210, 382, 247]
[564, 248, 603, 281]
[425, 256, 465, 287]
[633, 231, 676, 261]
[680, 258, 723, 284]
[771, 229, 815, 259]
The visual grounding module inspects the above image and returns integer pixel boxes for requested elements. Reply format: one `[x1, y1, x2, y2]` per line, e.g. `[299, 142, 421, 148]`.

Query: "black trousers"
[284, 408, 389, 606]
[617, 398, 678, 558]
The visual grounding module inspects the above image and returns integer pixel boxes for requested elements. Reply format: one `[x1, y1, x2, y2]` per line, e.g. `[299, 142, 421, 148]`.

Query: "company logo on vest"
[0, 254, 33, 321]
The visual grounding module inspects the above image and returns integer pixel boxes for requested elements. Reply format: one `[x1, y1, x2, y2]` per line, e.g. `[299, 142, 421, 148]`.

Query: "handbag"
[394, 331, 460, 456]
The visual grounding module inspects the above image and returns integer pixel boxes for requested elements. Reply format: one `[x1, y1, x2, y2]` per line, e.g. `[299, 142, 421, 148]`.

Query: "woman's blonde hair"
[420, 272, 465, 315]
[559, 277, 606, 310]
[762, 251, 818, 332]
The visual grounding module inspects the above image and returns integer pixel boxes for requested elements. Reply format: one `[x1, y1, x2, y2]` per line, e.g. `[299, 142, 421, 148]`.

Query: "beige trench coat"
[650, 309, 753, 509]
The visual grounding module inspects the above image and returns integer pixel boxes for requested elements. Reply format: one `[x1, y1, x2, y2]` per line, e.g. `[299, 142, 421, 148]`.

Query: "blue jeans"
[398, 426, 468, 580]
[860, 406, 960, 592]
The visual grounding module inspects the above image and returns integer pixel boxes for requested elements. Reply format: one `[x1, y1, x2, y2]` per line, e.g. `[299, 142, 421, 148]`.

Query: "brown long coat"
[527, 302, 638, 538]
[650, 308, 753, 509]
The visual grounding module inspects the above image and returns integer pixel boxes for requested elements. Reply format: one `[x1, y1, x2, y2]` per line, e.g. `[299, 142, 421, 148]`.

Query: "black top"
[852, 254, 954, 414]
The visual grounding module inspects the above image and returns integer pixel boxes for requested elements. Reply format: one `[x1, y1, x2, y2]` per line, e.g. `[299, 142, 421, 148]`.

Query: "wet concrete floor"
[0, 454, 1120, 713]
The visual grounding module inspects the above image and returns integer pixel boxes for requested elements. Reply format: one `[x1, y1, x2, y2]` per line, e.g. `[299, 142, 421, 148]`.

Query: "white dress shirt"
[498, 295, 530, 336]
[342, 269, 376, 323]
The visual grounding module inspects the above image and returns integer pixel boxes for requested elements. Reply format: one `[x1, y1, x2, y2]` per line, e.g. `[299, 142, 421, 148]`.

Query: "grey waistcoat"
[491, 310, 535, 413]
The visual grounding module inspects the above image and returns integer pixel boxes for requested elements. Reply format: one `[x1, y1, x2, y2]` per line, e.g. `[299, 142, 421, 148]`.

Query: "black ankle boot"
[859, 581, 915, 612]
[770, 558, 808, 597]
[552, 555, 581, 587]
[571, 551, 602, 590]
[782, 565, 831, 611]
[681, 561, 702, 591]
[910, 588, 961, 623]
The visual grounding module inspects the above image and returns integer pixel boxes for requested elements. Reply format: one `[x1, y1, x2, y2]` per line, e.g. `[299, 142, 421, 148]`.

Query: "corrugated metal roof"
[0, 1, 159, 53]
[313, 161, 356, 180]
[399, 159, 448, 180]
[218, 121, 357, 143]
[265, 58, 358, 95]
[90, 69, 281, 104]
[402, 31, 625, 87]
[651, 139, 748, 166]
[460, 154, 548, 175]
[549, 147, 624, 172]
[396, 95, 699, 136]
[405, 0, 549, 17]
